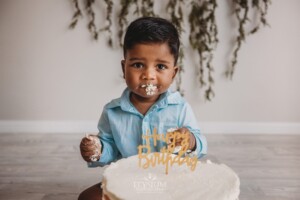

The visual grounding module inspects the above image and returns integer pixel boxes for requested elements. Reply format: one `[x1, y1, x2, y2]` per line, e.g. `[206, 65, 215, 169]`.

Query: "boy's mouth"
[141, 83, 157, 96]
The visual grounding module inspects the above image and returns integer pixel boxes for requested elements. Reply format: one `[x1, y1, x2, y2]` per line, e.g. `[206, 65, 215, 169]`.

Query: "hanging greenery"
[118, 0, 136, 46]
[166, 0, 185, 95]
[69, 0, 82, 30]
[101, 0, 114, 47]
[189, 0, 218, 101]
[227, 0, 271, 79]
[69, 0, 271, 101]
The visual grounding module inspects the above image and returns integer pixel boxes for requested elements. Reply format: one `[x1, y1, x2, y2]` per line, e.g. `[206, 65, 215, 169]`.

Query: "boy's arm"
[88, 109, 120, 167]
[179, 103, 207, 159]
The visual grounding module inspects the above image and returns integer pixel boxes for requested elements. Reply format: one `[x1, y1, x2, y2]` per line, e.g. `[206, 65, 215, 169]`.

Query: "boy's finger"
[81, 150, 99, 162]
[82, 155, 92, 162]
[80, 141, 94, 149]
[80, 152, 92, 162]
[80, 138, 95, 145]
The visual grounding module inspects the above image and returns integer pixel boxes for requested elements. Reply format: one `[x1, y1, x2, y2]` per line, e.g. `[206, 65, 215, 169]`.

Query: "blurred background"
[0, 0, 300, 200]
[0, 0, 299, 134]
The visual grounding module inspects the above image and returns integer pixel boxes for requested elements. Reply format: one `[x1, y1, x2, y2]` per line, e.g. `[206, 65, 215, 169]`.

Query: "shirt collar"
[106, 87, 184, 112]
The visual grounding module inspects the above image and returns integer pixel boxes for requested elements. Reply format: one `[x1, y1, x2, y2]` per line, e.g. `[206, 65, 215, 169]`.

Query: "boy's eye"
[157, 64, 167, 70]
[131, 63, 143, 68]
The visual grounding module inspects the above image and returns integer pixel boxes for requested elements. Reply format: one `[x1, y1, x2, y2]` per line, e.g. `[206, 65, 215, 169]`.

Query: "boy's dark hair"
[123, 17, 180, 65]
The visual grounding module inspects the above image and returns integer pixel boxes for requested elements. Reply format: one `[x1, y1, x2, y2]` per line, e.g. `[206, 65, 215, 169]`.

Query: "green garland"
[166, 0, 185, 95]
[69, 0, 82, 29]
[69, 0, 271, 101]
[189, 0, 218, 101]
[227, 0, 271, 79]
[100, 0, 114, 47]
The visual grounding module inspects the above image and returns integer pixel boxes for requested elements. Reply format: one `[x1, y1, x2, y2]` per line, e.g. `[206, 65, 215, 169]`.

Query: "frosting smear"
[141, 84, 157, 96]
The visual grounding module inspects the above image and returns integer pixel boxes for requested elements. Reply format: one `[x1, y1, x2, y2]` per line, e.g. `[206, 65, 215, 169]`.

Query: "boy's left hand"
[169, 127, 196, 151]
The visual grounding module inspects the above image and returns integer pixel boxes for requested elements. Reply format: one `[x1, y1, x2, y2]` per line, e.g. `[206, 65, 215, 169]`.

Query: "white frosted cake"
[101, 154, 240, 200]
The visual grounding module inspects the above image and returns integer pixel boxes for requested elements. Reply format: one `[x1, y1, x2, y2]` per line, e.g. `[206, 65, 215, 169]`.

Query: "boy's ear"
[172, 66, 179, 79]
[121, 60, 125, 78]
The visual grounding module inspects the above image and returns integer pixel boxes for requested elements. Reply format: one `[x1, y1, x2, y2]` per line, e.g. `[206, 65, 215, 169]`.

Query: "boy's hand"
[167, 127, 196, 151]
[80, 134, 102, 162]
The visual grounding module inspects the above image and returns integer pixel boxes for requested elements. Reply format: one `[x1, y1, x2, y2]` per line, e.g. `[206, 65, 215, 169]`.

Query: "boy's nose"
[142, 68, 156, 80]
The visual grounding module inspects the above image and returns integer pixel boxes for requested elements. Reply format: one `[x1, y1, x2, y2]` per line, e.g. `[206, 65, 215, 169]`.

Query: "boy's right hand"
[80, 134, 102, 162]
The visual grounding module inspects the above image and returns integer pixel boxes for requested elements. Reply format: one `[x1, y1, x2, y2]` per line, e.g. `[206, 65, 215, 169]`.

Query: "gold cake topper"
[137, 128, 198, 174]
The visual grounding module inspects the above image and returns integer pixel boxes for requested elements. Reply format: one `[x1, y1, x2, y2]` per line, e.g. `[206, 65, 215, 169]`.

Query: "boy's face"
[122, 43, 178, 100]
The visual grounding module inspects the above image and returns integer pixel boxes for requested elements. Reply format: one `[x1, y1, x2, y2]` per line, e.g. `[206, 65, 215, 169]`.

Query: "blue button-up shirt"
[89, 88, 207, 167]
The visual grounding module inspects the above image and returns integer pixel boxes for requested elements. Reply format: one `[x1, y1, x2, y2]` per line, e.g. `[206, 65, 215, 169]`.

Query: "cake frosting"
[141, 83, 157, 95]
[101, 154, 240, 200]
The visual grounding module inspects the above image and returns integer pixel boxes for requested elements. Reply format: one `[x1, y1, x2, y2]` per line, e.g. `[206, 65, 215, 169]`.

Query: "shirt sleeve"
[179, 103, 207, 159]
[87, 108, 120, 167]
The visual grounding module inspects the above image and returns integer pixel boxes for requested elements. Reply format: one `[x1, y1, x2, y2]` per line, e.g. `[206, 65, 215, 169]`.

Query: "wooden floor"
[0, 133, 299, 200]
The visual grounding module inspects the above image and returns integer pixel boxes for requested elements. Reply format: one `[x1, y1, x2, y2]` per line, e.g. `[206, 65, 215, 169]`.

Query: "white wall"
[0, 0, 300, 133]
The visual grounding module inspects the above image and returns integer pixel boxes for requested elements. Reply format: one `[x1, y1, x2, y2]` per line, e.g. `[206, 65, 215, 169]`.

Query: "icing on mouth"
[141, 83, 157, 96]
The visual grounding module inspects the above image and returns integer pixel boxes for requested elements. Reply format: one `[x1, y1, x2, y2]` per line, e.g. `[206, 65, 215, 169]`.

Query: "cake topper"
[137, 128, 198, 174]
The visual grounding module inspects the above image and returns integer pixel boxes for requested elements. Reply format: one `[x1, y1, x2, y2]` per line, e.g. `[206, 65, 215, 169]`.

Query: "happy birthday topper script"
[137, 128, 198, 174]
